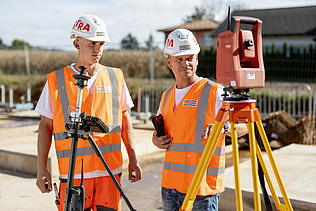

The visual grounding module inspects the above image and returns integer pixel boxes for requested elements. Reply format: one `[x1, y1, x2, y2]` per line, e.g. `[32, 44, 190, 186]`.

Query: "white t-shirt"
[157, 78, 224, 116]
[35, 64, 134, 119]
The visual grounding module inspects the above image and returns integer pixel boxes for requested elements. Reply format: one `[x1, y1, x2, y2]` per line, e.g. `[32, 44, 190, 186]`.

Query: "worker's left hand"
[201, 124, 214, 140]
[128, 160, 142, 183]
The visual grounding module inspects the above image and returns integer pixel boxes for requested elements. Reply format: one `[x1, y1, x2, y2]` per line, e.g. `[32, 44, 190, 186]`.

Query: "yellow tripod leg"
[255, 141, 283, 209]
[180, 120, 225, 211]
[230, 122, 243, 211]
[246, 122, 261, 211]
[255, 121, 293, 211]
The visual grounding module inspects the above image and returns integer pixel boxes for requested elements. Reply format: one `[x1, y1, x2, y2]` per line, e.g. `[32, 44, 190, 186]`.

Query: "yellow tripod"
[180, 99, 293, 211]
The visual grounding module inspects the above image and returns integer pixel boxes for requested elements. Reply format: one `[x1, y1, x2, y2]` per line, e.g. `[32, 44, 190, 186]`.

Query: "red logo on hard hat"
[166, 38, 174, 48]
[73, 20, 90, 32]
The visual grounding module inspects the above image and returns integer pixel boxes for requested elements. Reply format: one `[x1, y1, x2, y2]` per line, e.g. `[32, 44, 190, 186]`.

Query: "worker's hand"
[36, 168, 52, 193]
[152, 131, 172, 149]
[128, 160, 142, 183]
[201, 124, 214, 140]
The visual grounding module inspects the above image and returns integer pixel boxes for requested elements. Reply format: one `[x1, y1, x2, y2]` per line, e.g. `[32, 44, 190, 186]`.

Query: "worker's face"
[74, 37, 105, 64]
[167, 54, 198, 80]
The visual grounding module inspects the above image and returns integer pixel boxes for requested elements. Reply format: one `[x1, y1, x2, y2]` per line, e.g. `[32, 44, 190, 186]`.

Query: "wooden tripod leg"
[231, 122, 243, 211]
[246, 122, 262, 211]
[180, 120, 225, 211]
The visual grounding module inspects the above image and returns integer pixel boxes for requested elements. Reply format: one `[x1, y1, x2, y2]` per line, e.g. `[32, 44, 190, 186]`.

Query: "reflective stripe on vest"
[56, 143, 121, 158]
[163, 87, 172, 112]
[53, 66, 122, 158]
[163, 161, 225, 176]
[162, 80, 225, 174]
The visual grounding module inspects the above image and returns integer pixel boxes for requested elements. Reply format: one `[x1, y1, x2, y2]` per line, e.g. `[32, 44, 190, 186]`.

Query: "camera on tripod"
[216, 16, 265, 90]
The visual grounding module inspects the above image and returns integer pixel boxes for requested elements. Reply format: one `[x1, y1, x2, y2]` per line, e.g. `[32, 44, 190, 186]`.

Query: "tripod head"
[216, 10, 265, 91]
[66, 65, 109, 134]
[73, 66, 91, 88]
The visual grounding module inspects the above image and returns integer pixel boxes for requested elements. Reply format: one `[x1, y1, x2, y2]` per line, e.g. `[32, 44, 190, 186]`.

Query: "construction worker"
[152, 29, 247, 211]
[35, 14, 142, 211]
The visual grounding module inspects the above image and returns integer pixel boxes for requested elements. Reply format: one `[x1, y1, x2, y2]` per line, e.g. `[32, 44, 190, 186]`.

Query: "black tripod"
[63, 66, 136, 211]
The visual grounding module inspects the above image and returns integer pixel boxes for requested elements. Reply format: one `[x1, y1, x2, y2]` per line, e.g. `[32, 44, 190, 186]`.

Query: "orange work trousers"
[56, 174, 122, 211]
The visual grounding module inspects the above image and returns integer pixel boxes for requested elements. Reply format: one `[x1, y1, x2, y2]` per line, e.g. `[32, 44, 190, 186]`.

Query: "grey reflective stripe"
[56, 68, 70, 124]
[107, 124, 122, 133]
[53, 66, 122, 142]
[54, 132, 69, 141]
[168, 80, 216, 154]
[163, 161, 225, 176]
[163, 80, 225, 176]
[53, 130, 91, 141]
[162, 87, 173, 112]
[56, 143, 121, 159]
[106, 67, 119, 126]
[169, 142, 225, 156]
[53, 124, 122, 141]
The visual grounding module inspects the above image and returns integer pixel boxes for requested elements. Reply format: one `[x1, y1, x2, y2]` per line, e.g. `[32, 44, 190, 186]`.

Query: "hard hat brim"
[70, 34, 111, 42]
[164, 49, 200, 57]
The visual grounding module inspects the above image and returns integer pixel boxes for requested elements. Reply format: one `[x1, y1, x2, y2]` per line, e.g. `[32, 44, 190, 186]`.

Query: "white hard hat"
[164, 28, 200, 57]
[70, 15, 111, 42]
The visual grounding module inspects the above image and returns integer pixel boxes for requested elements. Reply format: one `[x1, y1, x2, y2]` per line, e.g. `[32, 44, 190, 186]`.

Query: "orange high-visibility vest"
[160, 78, 225, 196]
[47, 65, 124, 178]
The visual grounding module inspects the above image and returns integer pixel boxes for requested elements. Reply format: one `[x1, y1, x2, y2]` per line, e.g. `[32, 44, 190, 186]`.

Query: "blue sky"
[1, 0, 315, 50]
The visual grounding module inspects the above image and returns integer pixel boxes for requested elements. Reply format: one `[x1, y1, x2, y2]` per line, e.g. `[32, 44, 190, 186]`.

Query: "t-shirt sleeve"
[34, 81, 54, 119]
[215, 85, 224, 116]
[121, 80, 134, 111]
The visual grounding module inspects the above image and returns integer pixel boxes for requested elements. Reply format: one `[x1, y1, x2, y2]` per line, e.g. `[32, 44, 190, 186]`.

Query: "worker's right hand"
[36, 168, 52, 193]
[152, 131, 172, 149]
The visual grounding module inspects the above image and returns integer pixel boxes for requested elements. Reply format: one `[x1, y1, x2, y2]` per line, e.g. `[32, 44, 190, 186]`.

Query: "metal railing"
[251, 84, 314, 120]
[136, 83, 315, 123]
[0, 85, 33, 111]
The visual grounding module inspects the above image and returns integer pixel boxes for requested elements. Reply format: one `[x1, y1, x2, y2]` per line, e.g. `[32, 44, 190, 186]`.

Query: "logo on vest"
[97, 85, 111, 93]
[183, 99, 198, 107]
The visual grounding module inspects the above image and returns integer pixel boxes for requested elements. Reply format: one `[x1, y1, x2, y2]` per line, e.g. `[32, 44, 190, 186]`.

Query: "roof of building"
[211, 6, 316, 37]
[158, 19, 221, 32]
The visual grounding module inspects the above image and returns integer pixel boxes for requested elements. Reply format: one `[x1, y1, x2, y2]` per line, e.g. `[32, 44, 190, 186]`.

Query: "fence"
[136, 83, 315, 144]
[197, 43, 316, 83]
[136, 83, 315, 122]
[251, 84, 315, 120]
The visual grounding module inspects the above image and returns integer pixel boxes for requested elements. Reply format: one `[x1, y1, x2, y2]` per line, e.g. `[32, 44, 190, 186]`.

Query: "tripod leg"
[230, 122, 243, 211]
[255, 141, 281, 208]
[246, 122, 261, 211]
[255, 121, 293, 211]
[64, 136, 79, 211]
[180, 121, 225, 211]
[86, 135, 136, 211]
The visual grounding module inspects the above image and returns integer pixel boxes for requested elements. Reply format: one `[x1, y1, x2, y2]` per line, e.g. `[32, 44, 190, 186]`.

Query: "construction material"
[262, 110, 316, 145]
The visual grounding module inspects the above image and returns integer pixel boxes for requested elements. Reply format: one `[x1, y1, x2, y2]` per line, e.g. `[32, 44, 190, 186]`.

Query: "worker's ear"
[167, 57, 172, 69]
[73, 39, 80, 49]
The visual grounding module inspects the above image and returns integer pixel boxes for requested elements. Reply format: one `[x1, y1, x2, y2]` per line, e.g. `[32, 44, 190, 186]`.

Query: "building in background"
[211, 6, 316, 52]
[158, 19, 221, 50]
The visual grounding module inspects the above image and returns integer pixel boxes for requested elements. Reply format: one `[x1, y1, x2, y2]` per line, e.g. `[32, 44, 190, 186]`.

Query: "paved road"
[0, 161, 164, 211]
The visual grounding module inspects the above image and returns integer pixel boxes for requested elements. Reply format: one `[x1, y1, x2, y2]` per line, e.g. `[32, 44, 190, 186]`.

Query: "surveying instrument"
[180, 14, 293, 211]
[63, 66, 136, 211]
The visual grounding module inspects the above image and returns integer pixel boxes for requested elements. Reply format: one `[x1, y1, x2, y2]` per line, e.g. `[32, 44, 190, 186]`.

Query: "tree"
[11, 39, 33, 49]
[183, 6, 207, 23]
[0, 38, 7, 49]
[144, 34, 158, 51]
[120, 33, 139, 50]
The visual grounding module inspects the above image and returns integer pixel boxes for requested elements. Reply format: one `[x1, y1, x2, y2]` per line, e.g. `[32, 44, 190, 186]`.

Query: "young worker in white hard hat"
[35, 14, 142, 211]
[152, 29, 247, 210]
